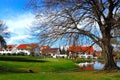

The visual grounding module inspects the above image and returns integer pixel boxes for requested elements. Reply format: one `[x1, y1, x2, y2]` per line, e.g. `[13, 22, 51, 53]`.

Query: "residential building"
[68, 46, 95, 59]
[16, 43, 40, 55]
[0, 43, 40, 55]
[40, 46, 60, 56]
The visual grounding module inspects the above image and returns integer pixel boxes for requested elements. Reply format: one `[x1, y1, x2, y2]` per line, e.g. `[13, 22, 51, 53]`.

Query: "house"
[6, 44, 16, 51]
[40, 46, 60, 57]
[0, 43, 40, 55]
[0, 44, 16, 55]
[16, 43, 40, 55]
[94, 50, 102, 57]
[68, 46, 94, 59]
[68, 46, 94, 54]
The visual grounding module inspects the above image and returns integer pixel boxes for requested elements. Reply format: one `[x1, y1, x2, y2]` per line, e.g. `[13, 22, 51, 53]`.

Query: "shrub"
[73, 59, 92, 63]
[12, 53, 17, 56]
[17, 52, 26, 56]
[3, 53, 6, 56]
[7, 53, 11, 56]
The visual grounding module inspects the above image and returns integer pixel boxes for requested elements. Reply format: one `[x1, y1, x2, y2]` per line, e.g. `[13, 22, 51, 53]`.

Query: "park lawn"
[0, 56, 120, 80]
[0, 71, 120, 80]
[0, 56, 78, 72]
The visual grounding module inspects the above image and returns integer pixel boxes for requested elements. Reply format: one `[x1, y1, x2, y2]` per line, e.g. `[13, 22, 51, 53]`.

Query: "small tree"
[0, 20, 9, 49]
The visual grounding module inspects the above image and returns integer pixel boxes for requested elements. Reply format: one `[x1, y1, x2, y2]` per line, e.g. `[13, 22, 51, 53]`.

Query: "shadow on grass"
[113, 74, 120, 78]
[0, 66, 31, 73]
[0, 56, 49, 73]
[0, 56, 48, 63]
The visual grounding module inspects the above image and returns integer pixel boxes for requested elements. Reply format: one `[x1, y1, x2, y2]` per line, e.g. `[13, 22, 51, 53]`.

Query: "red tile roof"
[68, 46, 94, 53]
[7, 44, 15, 50]
[0, 47, 2, 51]
[17, 44, 38, 49]
[49, 48, 59, 54]
[41, 48, 59, 54]
[41, 46, 50, 49]
[0, 44, 15, 51]
[94, 51, 102, 57]
[17, 44, 28, 49]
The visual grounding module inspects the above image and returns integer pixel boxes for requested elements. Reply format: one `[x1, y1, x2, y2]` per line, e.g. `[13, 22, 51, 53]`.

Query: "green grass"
[0, 56, 120, 80]
[0, 71, 120, 80]
[0, 56, 78, 73]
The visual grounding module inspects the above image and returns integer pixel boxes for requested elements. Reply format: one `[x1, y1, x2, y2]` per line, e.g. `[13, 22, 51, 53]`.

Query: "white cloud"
[11, 35, 31, 40]
[4, 12, 35, 33]
[7, 34, 32, 44]
[3, 28, 14, 33]
[3, 12, 35, 44]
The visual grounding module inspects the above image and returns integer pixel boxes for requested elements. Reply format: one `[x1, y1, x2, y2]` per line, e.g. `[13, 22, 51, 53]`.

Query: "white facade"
[0, 49, 30, 55]
[78, 54, 93, 58]
[0, 44, 39, 55]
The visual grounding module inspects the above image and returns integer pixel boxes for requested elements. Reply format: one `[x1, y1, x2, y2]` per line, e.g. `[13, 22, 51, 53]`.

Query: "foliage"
[73, 59, 92, 63]
[17, 52, 27, 56]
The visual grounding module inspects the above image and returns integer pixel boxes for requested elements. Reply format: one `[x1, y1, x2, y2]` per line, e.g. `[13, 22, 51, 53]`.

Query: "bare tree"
[28, 0, 120, 70]
[0, 21, 9, 49]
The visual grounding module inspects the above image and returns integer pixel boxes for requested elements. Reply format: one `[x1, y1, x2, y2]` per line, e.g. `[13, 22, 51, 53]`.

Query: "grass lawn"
[0, 56, 78, 72]
[0, 71, 120, 80]
[0, 56, 120, 80]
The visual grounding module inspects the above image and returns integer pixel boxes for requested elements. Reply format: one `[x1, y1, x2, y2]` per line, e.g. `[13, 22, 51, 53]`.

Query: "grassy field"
[0, 56, 78, 73]
[0, 71, 120, 80]
[0, 56, 120, 80]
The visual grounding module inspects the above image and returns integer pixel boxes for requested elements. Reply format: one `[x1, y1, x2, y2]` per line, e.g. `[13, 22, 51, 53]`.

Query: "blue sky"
[0, 0, 37, 44]
[0, 0, 102, 50]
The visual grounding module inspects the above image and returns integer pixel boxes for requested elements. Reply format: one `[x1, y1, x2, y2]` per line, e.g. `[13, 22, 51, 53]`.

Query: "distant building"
[40, 46, 60, 56]
[94, 50, 102, 57]
[68, 46, 95, 59]
[68, 46, 94, 53]
[0, 43, 40, 55]
[16, 44, 40, 55]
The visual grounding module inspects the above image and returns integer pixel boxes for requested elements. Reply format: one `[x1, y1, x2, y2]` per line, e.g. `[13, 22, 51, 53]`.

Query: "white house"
[0, 44, 40, 55]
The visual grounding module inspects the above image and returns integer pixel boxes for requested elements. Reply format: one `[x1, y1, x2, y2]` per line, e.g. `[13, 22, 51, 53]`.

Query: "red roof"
[0, 44, 15, 51]
[68, 46, 94, 53]
[41, 47, 59, 54]
[0, 47, 2, 51]
[7, 44, 15, 50]
[41, 46, 50, 49]
[94, 51, 102, 57]
[17, 44, 28, 49]
[17, 44, 38, 49]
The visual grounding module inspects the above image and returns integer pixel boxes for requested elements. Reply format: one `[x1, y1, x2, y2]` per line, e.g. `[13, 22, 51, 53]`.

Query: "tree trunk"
[102, 38, 120, 70]
[104, 48, 119, 70]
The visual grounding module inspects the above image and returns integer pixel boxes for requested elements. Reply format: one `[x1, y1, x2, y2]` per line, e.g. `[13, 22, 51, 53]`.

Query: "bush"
[2, 53, 6, 56]
[12, 53, 17, 56]
[7, 53, 11, 56]
[73, 59, 92, 63]
[17, 52, 27, 56]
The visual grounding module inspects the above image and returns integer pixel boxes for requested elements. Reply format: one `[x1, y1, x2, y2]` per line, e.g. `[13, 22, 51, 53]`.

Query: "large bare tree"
[28, 0, 120, 70]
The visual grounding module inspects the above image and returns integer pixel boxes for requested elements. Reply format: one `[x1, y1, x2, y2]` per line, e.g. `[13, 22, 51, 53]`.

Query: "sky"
[0, 0, 36, 45]
[0, 0, 102, 50]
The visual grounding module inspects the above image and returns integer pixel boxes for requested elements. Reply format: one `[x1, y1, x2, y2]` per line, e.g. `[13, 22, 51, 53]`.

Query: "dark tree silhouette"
[0, 35, 7, 49]
[28, 0, 120, 70]
[0, 21, 8, 49]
